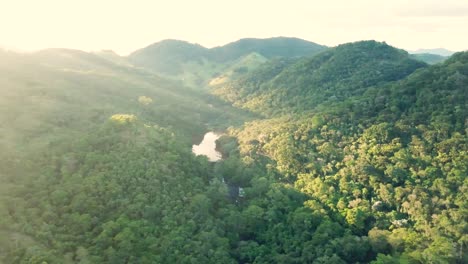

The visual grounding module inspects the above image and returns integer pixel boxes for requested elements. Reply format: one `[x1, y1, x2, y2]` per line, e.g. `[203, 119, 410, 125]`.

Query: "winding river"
[192, 132, 223, 162]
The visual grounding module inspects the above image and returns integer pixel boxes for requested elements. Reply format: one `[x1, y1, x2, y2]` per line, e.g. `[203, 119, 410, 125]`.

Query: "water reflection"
[192, 132, 222, 162]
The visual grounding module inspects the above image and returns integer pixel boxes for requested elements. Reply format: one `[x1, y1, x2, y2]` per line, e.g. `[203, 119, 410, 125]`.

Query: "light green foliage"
[128, 37, 326, 88]
[138, 96, 153, 105]
[110, 114, 137, 123]
[224, 49, 468, 263]
[410, 53, 448, 64]
[0, 48, 250, 263]
[213, 41, 426, 115]
[0, 43, 466, 263]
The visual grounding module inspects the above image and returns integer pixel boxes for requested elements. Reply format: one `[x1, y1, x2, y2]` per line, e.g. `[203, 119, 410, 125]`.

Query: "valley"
[0, 38, 466, 264]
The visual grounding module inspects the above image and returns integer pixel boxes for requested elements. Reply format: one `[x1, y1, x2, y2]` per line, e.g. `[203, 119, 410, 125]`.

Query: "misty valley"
[0, 38, 466, 264]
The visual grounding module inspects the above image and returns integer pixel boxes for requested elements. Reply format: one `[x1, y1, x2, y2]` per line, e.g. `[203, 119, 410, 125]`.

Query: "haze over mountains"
[211, 40, 427, 115]
[127, 37, 327, 87]
[126, 37, 458, 87]
[409, 48, 455, 57]
[0, 37, 466, 263]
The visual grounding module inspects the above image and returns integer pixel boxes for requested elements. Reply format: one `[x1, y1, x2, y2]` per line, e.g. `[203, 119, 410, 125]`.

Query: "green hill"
[94, 50, 135, 67]
[0, 48, 252, 263]
[127, 37, 327, 87]
[128, 39, 209, 75]
[213, 41, 427, 115]
[209, 37, 327, 62]
[208, 52, 268, 86]
[220, 50, 467, 263]
[0, 48, 245, 151]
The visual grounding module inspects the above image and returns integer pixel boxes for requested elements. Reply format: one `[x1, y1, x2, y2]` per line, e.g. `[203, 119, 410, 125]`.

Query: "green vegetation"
[208, 52, 268, 86]
[213, 41, 427, 116]
[0, 47, 252, 263]
[128, 37, 327, 88]
[110, 114, 138, 124]
[410, 48, 455, 57]
[1, 120, 238, 263]
[0, 39, 466, 263]
[128, 39, 209, 75]
[209, 37, 327, 62]
[216, 47, 468, 263]
[410, 53, 448, 64]
[137, 96, 153, 105]
[0, 48, 249, 150]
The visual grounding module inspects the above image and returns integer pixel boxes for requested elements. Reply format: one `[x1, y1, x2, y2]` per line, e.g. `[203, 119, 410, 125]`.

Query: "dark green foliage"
[1, 42, 467, 264]
[228, 50, 468, 263]
[213, 41, 427, 115]
[3, 122, 237, 263]
[0, 48, 250, 263]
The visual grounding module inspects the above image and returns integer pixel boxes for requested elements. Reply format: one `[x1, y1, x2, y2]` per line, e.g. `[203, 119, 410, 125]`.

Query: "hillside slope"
[128, 39, 209, 75]
[213, 41, 427, 115]
[128, 37, 327, 87]
[220, 51, 467, 263]
[410, 53, 448, 64]
[209, 37, 327, 62]
[0, 48, 245, 152]
[0, 48, 252, 263]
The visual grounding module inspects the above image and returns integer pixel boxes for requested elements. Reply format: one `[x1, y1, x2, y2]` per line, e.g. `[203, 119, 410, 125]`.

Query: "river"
[192, 132, 223, 162]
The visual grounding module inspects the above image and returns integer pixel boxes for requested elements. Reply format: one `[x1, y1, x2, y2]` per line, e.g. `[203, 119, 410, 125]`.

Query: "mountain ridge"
[409, 48, 456, 56]
[212, 40, 427, 115]
[127, 37, 327, 82]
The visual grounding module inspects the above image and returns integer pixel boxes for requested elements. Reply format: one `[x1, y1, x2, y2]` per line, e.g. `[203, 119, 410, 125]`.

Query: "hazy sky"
[1, 0, 467, 55]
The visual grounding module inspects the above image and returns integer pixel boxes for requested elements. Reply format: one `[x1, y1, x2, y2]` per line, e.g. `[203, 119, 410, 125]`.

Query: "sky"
[0, 0, 467, 55]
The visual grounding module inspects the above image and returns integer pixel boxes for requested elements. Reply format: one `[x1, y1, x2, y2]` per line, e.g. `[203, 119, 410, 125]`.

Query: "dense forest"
[217, 47, 467, 263]
[0, 39, 466, 263]
[212, 41, 427, 115]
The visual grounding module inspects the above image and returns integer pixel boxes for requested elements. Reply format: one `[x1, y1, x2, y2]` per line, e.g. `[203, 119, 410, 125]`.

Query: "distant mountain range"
[129, 37, 327, 70]
[409, 48, 455, 56]
[211, 40, 427, 115]
[409, 53, 448, 64]
[127, 38, 460, 86]
[127, 37, 327, 86]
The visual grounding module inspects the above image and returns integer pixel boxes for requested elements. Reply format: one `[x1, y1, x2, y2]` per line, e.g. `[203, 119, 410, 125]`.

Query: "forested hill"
[208, 37, 327, 62]
[0, 48, 251, 263]
[212, 41, 427, 116]
[0, 48, 247, 150]
[218, 50, 467, 263]
[0, 40, 466, 263]
[128, 40, 210, 75]
[127, 37, 327, 87]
